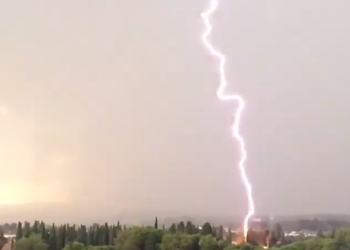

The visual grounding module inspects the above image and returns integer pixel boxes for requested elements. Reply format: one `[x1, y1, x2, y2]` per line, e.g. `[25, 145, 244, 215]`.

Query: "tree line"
[1, 219, 350, 250]
[3, 218, 348, 236]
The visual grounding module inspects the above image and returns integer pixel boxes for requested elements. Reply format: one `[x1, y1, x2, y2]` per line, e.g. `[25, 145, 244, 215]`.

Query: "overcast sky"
[0, 0, 349, 219]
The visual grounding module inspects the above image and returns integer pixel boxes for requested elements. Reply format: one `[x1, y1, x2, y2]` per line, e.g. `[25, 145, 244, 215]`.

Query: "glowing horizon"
[0, 180, 67, 205]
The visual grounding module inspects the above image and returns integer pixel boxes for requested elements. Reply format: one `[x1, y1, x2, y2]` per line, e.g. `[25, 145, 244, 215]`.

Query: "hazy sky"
[0, 0, 350, 219]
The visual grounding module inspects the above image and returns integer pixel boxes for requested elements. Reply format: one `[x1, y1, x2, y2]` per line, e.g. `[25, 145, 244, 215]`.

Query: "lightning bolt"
[200, 0, 254, 240]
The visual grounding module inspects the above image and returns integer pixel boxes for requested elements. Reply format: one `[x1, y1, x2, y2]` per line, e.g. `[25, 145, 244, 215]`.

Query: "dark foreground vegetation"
[1, 218, 350, 250]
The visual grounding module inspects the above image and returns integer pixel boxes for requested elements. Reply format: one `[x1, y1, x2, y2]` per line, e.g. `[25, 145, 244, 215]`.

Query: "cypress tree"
[93, 225, 99, 245]
[185, 221, 193, 234]
[226, 227, 233, 243]
[154, 217, 158, 229]
[217, 226, 224, 240]
[23, 221, 31, 238]
[57, 225, 66, 250]
[111, 226, 117, 245]
[79, 225, 88, 245]
[65, 224, 76, 244]
[40, 221, 46, 242]
[16, 222, 23, 241]
[104, 223, 109, 246]
[49, 224, 57, 250]
[212, 225, 217, 237]
[56, 226, 62, 250]
[62, 224, 67, 247]
[108, 226, 114, 246]
[87, 226, 94, 246]
[32, 221, 39, 234]
[201, 222, 213, 236]
[98, 225, 104, 245]
[177, 222, 185, 233]
[169, 224, 176, 233]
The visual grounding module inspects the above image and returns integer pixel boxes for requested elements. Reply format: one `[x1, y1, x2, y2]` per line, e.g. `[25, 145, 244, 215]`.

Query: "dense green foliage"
[4, 219, 350, 250]
[4, 219, 348, 237]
